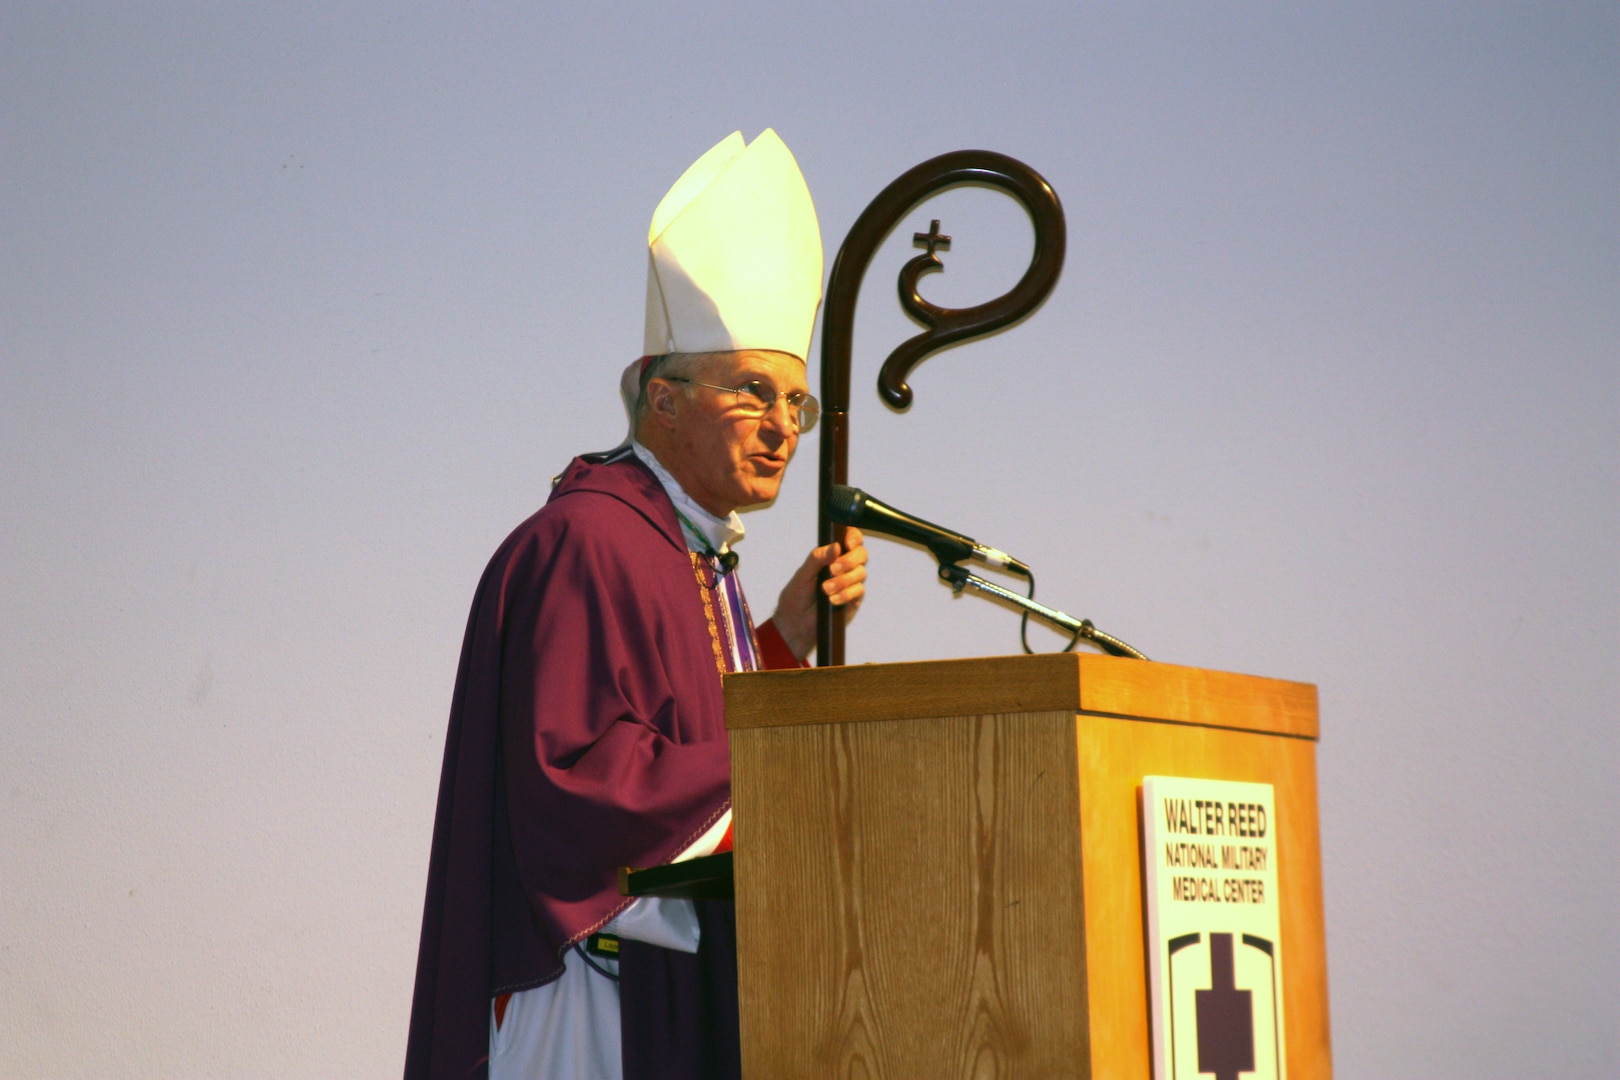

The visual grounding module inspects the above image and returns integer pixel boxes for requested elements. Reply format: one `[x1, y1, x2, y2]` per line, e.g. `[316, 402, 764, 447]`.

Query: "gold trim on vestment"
[691, 552, 728, 675]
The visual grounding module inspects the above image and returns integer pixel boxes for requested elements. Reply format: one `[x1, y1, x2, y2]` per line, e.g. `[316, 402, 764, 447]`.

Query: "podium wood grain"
[725, 653, 1330, 1079]
[730, 709, 1090, 1077]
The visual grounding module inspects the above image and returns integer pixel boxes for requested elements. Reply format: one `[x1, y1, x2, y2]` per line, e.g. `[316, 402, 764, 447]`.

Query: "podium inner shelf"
[618, 851, 734, 900]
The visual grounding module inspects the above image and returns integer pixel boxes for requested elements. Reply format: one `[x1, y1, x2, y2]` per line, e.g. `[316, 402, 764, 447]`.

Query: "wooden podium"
[721, 652, 1331, 1079]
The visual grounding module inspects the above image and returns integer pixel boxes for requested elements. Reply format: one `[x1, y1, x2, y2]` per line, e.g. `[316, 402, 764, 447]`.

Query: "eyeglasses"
[666, 378, 821, 434]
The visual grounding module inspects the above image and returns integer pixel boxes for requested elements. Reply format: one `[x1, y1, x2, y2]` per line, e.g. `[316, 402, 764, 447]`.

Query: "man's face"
[652, 349, 807, 517]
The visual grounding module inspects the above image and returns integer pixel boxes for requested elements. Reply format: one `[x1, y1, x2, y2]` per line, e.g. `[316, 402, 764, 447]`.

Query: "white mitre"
[643, 129, 824, 361]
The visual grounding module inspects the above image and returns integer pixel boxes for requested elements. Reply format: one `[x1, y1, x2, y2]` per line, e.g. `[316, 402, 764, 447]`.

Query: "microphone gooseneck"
[827, 483, 1147, 661]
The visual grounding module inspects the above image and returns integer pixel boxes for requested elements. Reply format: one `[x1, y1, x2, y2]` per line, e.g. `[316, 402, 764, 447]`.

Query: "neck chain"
[674, 507, 739, 576]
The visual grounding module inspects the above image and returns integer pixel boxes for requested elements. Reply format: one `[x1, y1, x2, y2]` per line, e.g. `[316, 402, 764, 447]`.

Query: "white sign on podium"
[1141, 776, 1287, 1080]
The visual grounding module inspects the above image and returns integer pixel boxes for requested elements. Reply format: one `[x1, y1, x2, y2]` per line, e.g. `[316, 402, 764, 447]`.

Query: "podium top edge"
[724, 653, 1318, 740]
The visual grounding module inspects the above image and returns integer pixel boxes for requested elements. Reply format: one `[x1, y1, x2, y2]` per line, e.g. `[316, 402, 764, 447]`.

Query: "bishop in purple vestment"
[405, 130, 866, 1080]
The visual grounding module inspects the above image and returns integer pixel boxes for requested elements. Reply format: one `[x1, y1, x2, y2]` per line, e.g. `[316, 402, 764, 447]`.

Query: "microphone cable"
[1017, 568, 1147, 660]
[1018, 569, 1061, 654]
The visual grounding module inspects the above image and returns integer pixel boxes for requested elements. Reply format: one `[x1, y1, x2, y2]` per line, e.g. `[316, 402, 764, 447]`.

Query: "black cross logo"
[912, 219, 951, 258]
[1195, 933, 1256, 1080]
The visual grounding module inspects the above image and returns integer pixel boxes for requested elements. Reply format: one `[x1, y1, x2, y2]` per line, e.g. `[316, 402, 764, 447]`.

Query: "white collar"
[631, 442, 746, 554]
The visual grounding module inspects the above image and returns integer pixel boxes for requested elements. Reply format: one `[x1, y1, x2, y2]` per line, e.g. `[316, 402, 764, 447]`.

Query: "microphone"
[826, 484, 1030, 576]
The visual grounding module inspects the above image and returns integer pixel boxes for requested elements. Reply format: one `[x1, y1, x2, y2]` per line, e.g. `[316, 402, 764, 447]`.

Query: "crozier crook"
[815, 150, 1067, 665]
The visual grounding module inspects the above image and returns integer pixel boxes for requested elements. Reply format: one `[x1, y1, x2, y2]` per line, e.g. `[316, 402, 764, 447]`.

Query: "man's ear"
[645, 378, 681, 429]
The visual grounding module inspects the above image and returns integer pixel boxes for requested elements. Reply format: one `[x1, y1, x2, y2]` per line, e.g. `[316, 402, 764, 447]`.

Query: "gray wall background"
[2, 4, 1614, 1077]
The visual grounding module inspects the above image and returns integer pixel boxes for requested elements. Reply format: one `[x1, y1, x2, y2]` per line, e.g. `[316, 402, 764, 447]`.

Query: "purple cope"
[405, 452, 757, 1079]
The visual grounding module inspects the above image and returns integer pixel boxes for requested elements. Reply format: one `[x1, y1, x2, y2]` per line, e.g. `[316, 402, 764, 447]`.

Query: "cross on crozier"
[913, 219, 951, 258]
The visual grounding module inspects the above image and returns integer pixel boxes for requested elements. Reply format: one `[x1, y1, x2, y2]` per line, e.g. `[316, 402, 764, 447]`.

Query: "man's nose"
[759, 396, 799, 434]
